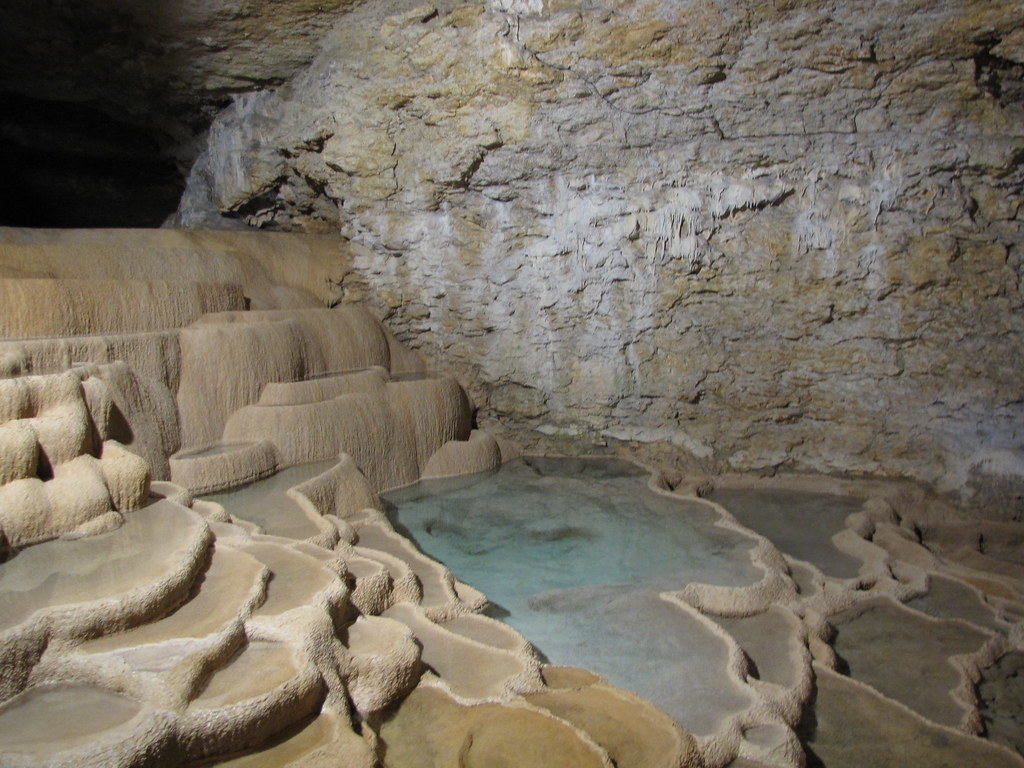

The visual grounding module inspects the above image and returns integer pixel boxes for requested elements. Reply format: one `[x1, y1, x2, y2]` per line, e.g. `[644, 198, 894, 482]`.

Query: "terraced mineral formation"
[0, 227, 702, 768]
[1, 227, 1023, 768]
[380, 455, 1024, 767]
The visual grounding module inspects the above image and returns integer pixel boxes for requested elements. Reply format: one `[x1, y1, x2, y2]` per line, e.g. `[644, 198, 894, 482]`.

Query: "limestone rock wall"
[178, 0, 1024, 514]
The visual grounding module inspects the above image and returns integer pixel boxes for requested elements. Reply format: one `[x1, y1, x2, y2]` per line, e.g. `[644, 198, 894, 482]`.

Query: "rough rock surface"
[180, 0, 1024, 515]
[0, 0, 385, 225]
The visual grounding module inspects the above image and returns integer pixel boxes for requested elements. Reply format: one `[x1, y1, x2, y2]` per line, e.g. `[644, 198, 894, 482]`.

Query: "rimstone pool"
[183, 454, 1024, 767]
[383, 456, 761, 737]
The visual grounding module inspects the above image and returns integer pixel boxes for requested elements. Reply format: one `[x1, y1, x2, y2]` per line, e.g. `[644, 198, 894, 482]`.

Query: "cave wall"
[0, 0, 376, 226]
[147, 1, 1024, 512]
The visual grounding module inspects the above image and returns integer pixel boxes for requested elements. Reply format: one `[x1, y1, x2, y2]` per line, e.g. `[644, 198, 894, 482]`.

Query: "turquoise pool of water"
[382, 456, 762, 733]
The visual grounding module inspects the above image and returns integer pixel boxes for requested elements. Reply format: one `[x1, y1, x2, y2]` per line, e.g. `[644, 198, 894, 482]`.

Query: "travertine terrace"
[0, 227, 701, 768]
[0, 227, 1022, 768]
[0, 0, 1022, 765]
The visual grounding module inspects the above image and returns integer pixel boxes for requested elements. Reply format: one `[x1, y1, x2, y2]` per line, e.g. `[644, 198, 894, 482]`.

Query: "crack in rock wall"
[176, 0, 1024, 516]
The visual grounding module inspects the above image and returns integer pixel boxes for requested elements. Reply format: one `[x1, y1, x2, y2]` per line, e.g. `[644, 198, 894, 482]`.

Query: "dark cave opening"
[0, 92, 184, 228]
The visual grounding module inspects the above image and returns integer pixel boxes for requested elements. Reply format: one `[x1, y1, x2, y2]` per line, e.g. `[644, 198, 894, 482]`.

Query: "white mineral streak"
[177, 0, 1024, 516]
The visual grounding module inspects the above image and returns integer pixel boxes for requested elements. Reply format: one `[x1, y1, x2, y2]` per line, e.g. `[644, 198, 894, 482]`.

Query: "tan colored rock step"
[354, 520, 461, 616]
[205, 711, 374, 768]
[439, 612, 531, 654]
[377, 684, 613, 768]
[256, 368, 389, 406]
[176, 306, 397, 450]
[81, 545, 266, 655]
[0, 682, 174, 768]
[170, 441, 277, 496]
[527, 668, 701, 768]
[382, 602, 540, 700]
[0, 501, 208, 631]
[201, 462, 338, 544]
[341, 614, 422, 717]
[221, 392, 420, 491]
[735, 722, 803, 768]
[713, 608, 805, 689]
[40, 545, 269, 706]
[0, 501, 209, 700]
[804, 664, 1024, 768]
[344, 553, 401, 616]
[0, 277, 245, 338]
[242, 541, 340, 619]
[193, 641, 303, 709]
[828, 597, 992, 729]
[180, 640, 324, 762]
[904, 573, 1004, 633]
[351, 546, 421, 609]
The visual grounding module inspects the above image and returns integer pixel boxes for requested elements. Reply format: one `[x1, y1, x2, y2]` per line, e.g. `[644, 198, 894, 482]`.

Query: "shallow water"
[382, 456, 760, 734]
[202, 461, 336, 539]
[830, 599, 990, 728]
[0, 684, 141, 753]
[713, 609, 801, 687]
[905, 574, 1001, 632]
[801, 664, 1020, 768]
[706, 488, 865, 578]
[0, 502, 202, 629]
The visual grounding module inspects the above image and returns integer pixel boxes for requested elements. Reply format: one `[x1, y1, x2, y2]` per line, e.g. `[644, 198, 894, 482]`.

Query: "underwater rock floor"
[382, 457, 762, 738]
[381, 456, 1024, 768]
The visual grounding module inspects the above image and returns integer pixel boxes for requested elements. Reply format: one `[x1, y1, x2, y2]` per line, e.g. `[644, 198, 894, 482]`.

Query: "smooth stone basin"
[210, 715, 333, 767]
[0, 502, 203, 630]
[802, 664, 1020, 768]
[355, 524, 453, 609]
[0, 683, 141, 753]
[243, 543, 335, 618]
[79, 545, 264, 661]
[382, 456, 760, 735]
[206, 712, 370, 768]
[905, 574, 1002, 633]
[713, 608, 801, 688]
[706, 488, 865, 579]
[202, 461, 335, 540]
[193, 641, 297, 708]
[830, 599, 990, 727]
[526, 585, 755, 736]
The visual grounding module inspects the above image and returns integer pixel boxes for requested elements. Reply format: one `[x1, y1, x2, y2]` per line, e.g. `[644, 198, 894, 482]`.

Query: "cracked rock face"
[178, 0, 1024, 515]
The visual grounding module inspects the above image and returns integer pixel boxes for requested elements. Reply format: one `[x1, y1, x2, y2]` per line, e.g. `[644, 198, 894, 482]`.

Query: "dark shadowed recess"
[0, 92, 184, 228]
